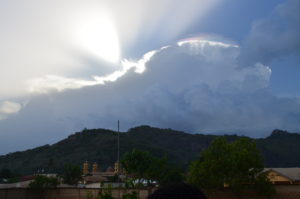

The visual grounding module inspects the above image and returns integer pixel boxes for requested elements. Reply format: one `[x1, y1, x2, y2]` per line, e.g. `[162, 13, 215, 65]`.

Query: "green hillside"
[0, 126, 299, 175]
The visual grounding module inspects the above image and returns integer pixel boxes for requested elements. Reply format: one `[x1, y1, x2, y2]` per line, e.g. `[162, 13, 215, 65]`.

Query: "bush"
[97, 185, 116, 199]
[28, 175, 59, 189]
[62, 163, 82, 185]
[123, 191, 139, 199]
[86, 190, 94, 199]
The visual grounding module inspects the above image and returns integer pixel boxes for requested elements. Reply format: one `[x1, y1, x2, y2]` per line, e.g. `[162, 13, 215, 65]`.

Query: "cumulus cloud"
[3, 37, 300, 154]
[239, 0, 300, 65]
[2, 0, 300, 154]
[0, 0, 222, 99]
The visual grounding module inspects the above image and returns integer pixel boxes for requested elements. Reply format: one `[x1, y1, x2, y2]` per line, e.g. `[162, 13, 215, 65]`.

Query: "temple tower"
[83, 161, 89, 175]
[114, 161, 120, 174]
[92, 162, 98, 173]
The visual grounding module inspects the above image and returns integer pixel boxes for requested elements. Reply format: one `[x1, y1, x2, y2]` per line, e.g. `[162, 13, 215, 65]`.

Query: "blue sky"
[0, 0, 300, 154]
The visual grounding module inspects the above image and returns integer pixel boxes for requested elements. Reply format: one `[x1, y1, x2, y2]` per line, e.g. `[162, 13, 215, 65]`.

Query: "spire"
[92, 162, 98, 173]
[83, 161, 89, 175]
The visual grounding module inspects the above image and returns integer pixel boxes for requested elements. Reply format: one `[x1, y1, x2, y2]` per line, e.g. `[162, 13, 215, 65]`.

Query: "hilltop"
[0, 126, 300, 175]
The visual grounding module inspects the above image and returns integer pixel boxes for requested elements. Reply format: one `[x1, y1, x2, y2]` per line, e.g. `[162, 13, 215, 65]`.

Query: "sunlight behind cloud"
[27, 50, 158, 93]
[70, 12, 121, 63]
[27, 39, 240, 93]
[0, 0, 224, 99]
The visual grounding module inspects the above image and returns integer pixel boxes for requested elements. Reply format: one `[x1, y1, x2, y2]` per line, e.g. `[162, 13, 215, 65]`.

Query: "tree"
[28, 175, 59, 189]
[47, 158, 55, 173]
[122, 191, 139, 199]
[97, 184, 115, 199]
[0, 168, 12, 179]
[188, 137, 274, 197]
[62, 163, 82, 185]
[121, 149, 153, 181]
[121, 149, 182, 186]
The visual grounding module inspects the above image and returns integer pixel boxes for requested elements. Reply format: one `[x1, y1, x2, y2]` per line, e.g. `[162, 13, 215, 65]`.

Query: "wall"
[0, 185, 300, 199]
[0, 188, 154, 199]
[209, 185, 300, 199]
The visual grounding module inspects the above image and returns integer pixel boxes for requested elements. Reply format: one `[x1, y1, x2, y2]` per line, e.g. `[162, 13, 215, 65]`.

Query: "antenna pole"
[117, 120, 121, 199]
[117, 120, 120, 165]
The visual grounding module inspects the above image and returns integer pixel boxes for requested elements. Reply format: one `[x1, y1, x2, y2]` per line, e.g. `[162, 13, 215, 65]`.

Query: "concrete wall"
[0, 185, 300, 199]
[209, 185, 300, 199]
[0, 188, 155, 199]
[0, 180, 32, 189]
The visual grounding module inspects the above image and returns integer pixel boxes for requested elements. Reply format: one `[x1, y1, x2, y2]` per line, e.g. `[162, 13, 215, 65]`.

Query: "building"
[264, 168, 300, 184]
[83, 161, 89, 175]
[82, 161, 125, 185]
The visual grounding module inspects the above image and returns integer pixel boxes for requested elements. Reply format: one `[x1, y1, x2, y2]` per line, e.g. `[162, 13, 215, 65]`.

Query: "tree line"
[1, 137, 275, 198]
[121, 137, 275, 198]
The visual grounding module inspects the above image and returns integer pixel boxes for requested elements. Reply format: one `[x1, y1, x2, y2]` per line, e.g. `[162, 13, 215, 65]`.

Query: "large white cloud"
[2, 38, 300, 154]
[0, 0, 222, 129]
[1, 0, 300, 155]
[0, 0, 221, 99]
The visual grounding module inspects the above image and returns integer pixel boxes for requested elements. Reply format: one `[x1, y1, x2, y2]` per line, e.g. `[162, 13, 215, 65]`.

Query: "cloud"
[31, 38, 298, 137]
[3, 37, 300, 155]
[239, 0, 300, 65]
[0, 0, 222, 99]
[27, 50, 158, 93]
[0, 101, 22, 120]
[2, 0, 300, 155]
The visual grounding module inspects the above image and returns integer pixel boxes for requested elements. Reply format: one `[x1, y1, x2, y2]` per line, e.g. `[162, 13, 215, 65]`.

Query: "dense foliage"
[0, 168, 13, 179]
[188, 137, 274, 197]
[62, 163, 82, 185]
[122, 191, 138, 199]
[121, 149, 183, 186]
[28, 175, 59, 189]
[0, 126, 299, 175]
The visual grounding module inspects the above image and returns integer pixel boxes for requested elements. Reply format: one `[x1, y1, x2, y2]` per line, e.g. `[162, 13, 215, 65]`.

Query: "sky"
[1, 0, 300, 154]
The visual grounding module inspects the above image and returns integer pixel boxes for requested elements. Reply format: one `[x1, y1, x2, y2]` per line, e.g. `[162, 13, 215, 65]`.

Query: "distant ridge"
[0, 126, 300, 175]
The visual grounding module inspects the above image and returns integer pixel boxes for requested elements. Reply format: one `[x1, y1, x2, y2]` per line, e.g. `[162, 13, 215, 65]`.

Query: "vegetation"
[0, 168, 13, 179]
[188, 137, 275, 197]
[86, 190, 95, 199]
[28, 175, 59, 189]
[0, 126, 299, 175]
[62, 163, 82, 185]
[98, 185, 115, 199]
[122, 191, 139, 199]
[121, 149, 183, 186]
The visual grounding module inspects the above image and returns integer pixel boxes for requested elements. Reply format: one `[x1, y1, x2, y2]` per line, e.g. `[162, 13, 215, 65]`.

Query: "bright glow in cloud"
[27, 50, 159, 93]
[178, 39, 239, 48]
[0, 101, 22, 120]
[121, 50, 159, 74]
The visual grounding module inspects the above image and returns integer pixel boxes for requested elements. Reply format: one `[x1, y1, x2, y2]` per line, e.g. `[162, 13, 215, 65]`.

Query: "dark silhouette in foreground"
[147, 183, 207, 199]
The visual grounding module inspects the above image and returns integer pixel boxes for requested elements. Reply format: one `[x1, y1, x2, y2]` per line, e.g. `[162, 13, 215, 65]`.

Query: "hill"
[0, 126, 300, 175]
